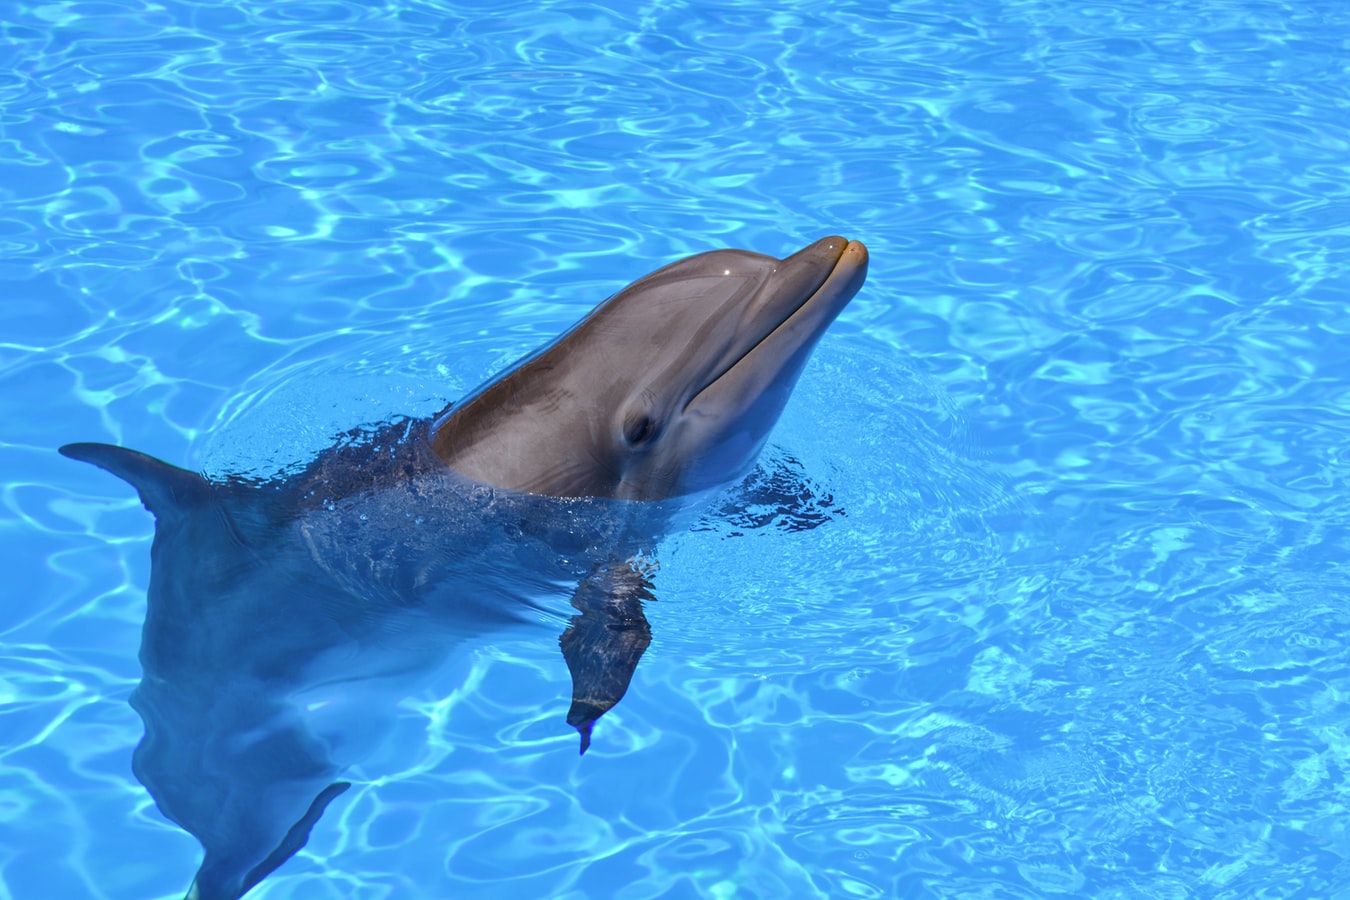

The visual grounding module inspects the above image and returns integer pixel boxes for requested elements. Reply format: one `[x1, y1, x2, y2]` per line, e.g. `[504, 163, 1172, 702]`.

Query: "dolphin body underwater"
[60, 235, 869, 899]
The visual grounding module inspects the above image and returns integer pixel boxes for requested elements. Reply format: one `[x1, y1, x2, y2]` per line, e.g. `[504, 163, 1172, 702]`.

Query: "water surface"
[4, 0, 1350, 897]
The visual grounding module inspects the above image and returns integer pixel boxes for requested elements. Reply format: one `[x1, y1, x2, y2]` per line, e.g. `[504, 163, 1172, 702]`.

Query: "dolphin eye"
[624, 415, 658, 447]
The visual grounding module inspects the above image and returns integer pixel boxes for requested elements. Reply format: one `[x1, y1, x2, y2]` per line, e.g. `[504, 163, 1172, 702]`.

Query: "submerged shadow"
[62, 423, 838, 900]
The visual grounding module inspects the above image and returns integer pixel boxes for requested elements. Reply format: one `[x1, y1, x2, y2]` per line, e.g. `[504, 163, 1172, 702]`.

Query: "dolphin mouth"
[686, 235, 868, 411]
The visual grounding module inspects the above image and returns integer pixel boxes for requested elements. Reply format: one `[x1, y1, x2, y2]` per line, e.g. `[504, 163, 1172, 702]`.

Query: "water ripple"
[7, 0, 1350, 896]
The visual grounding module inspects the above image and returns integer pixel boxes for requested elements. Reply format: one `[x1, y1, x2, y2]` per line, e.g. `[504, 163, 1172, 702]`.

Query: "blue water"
[4, 0, 1350, 897]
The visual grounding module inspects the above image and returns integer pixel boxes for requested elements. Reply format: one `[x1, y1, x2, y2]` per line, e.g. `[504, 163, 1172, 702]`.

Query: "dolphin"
[433, 235, 868, 499]
[59, 235, 868, 899]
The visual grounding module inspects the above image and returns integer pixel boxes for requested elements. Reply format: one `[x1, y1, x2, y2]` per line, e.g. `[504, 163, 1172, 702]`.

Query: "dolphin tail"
[59, 442, 211, 519]
[559, 563, 654, 755]
[235, 781, 352, 898]
[181, 781, 353, 900]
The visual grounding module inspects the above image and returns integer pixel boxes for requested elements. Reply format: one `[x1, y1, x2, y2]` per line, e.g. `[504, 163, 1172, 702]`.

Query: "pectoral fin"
[559, 564, 654, 755]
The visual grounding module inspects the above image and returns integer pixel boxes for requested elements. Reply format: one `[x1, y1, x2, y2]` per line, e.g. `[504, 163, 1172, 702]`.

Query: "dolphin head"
[429, 236, 868, 500]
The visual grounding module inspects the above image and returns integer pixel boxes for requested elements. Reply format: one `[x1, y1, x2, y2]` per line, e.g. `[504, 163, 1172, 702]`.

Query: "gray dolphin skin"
[433, 236, 868, 499]
[59, 235, 868, 900]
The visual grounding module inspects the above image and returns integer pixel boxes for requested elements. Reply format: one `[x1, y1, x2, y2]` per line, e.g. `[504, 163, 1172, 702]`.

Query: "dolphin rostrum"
[60, 235, 868, 899]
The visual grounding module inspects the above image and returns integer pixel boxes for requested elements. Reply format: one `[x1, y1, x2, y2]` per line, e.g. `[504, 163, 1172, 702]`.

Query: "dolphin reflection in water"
[61, 236, 868, 899]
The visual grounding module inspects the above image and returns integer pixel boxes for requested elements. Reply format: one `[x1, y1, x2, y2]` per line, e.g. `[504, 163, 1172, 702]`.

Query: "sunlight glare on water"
[3, 0, 1350, 897]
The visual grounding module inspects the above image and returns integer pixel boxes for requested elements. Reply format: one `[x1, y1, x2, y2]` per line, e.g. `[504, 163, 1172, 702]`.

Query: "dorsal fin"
[59, 442, 211, 518]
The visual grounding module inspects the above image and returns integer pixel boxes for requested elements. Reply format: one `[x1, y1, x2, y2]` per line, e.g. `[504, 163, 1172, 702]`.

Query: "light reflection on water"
[5, 0, 1350, 896]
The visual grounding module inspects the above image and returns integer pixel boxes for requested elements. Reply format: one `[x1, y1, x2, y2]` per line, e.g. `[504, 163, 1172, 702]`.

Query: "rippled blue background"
[4, 0, 1350, 897]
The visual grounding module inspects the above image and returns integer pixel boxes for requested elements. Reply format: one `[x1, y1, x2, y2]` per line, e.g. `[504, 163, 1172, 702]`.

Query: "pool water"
[5, 0, 1350, 897]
